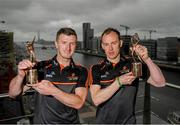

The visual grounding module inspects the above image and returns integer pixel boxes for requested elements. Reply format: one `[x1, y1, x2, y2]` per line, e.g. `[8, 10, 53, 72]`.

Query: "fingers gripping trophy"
[26, 36, 38, 84]
[130, 33, 143, 77]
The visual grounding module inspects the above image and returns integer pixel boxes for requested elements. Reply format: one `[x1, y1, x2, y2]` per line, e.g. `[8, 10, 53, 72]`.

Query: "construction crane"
[120, 24, 130, 36]
[140, 29, 156, 39]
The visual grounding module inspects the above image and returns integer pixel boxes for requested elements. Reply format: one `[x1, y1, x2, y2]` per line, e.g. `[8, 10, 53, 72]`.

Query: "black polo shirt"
[90, 56, 139, 124]
[32, 55, 88, 124]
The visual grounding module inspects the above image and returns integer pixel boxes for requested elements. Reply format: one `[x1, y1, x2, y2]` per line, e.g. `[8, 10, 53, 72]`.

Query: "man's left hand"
[133, 44, 149, 62]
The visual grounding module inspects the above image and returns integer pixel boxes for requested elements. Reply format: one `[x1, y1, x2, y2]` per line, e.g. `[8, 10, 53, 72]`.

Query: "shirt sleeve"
[76, 67, 88, 88]
[90, 65, 101, 86]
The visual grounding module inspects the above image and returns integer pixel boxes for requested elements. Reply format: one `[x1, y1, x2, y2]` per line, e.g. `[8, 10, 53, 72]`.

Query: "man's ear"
[55, 41, 58, 49]
[120, 40, 123, 47]
[101, 43, 105, 50]
[100, 43, 105, 53]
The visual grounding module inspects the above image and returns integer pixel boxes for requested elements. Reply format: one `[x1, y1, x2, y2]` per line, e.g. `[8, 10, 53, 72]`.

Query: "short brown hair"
[56, 27, 77, 41]
[101, 28, 121, 42]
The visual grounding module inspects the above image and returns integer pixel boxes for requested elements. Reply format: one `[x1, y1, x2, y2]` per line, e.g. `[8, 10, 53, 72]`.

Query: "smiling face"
[101, 31, 122, 63]
[55, 34, 77, 60]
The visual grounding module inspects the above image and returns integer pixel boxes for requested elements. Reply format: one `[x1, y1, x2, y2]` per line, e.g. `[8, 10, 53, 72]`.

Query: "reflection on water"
[73, 53, 104, 68]
[35, 47, 56, 61]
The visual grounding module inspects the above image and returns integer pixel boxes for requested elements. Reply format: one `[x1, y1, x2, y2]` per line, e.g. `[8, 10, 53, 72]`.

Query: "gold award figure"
[130, 33, 142, 77]
[26, 36, 38, 84]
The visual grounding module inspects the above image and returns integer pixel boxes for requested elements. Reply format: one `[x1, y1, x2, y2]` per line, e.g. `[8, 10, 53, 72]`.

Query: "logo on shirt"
[101, 71, 109, 78]
[67, 73, 79, 81]
[53, 60, 59, 66]
[46, 71, 56, 78]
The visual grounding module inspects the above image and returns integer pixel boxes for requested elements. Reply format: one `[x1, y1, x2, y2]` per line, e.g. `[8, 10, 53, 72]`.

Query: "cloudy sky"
[0, 0, 179, 42]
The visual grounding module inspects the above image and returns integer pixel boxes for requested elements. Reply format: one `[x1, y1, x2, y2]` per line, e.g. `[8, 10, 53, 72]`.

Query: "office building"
[0, 31, 15, 93]
[157, 37, 178, 61]
[83, 23, 94, 51]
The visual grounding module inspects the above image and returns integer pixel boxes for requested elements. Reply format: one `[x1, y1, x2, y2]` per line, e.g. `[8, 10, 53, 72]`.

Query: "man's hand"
[133, 44, 149, 62]
[119, 72, 136, 85]
[30, 80, 57, 95]
[17, 59, 35, 77]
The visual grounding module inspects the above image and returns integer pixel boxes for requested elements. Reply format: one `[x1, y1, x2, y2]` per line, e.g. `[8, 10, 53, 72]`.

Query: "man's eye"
[71, 42, 76, 46]
[112, 41, 117, 45]
[62, 42, 66, 44]
[103, 43, 108, 46]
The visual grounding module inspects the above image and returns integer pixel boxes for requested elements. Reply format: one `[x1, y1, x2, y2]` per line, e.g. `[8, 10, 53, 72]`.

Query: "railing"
[135, 81, 180, 124]
[0, 93, 9, 98]
[166, 82, 180, 89]
[0, 90, 34, 124]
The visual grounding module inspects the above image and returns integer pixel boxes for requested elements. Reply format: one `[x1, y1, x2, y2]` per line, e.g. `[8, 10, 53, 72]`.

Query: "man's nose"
[67, 44, 71, 51]
[109, 44, 113, 50]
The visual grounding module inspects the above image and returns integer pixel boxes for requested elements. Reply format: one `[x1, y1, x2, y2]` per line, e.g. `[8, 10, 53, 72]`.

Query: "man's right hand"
[17, 59, 35, 77]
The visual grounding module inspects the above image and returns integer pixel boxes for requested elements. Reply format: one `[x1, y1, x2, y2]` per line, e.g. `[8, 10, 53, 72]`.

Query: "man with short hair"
[9, 27, 88, 124]
[90, 27, 165, 124]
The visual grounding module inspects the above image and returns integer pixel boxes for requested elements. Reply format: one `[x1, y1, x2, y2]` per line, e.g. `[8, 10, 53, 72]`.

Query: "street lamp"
[120, 24, 130, 36]
[0, 20, 6, 32]
[140, 29, 156, 39]
[1, 21, 5, 24]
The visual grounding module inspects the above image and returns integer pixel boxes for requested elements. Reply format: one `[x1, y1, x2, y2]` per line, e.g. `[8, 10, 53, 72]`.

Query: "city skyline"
[0, 0, 179, 42]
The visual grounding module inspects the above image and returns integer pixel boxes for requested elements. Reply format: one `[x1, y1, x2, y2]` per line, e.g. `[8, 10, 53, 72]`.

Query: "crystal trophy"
[130, 33, 142, 77]
[26, 37, 38, 84]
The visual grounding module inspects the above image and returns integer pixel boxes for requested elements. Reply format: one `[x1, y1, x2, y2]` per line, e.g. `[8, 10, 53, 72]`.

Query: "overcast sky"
[0, 0, 179, 42]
